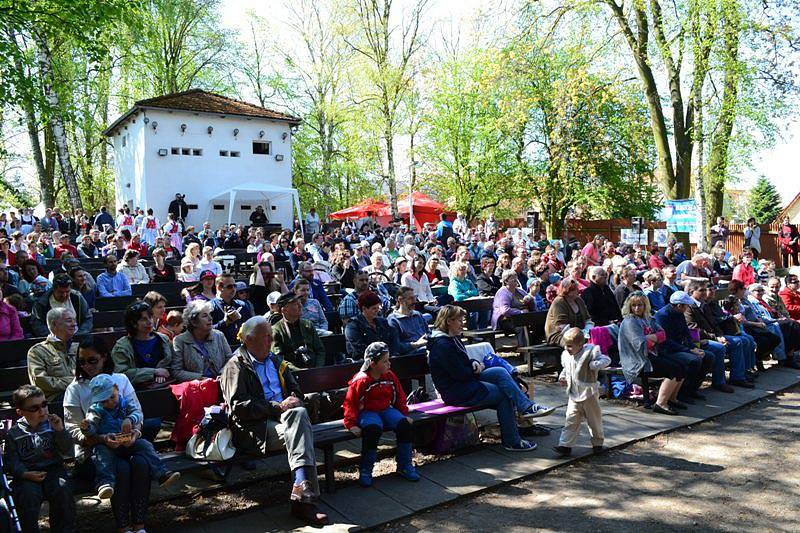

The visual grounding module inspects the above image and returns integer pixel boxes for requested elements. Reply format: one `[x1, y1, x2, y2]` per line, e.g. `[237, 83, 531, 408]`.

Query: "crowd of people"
[2, 202, 799, 531]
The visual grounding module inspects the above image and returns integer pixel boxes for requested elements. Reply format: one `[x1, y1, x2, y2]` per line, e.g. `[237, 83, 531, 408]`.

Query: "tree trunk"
[35, 31, 82, 211]
[385, 119, 399, 219]
[706, 3, 741, 219]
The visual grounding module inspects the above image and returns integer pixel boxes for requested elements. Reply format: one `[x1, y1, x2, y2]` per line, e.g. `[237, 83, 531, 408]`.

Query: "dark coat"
[581, 282, 622, 326]
[220, 347, 301, 455]
[427, 332, 488, 406]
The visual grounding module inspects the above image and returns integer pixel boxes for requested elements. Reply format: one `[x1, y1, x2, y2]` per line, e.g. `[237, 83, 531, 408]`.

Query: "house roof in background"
[103, 89, 301, 136]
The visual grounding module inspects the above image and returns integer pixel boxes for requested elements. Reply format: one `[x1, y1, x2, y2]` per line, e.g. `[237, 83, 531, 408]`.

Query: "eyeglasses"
[78, 357, 99, 366]
[22, 400, 48, 413]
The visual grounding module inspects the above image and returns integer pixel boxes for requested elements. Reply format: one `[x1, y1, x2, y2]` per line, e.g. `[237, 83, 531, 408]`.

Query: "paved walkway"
[173, 365, 800, 532]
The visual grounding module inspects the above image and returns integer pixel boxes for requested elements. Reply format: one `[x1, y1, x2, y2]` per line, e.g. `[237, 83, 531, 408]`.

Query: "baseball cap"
[275, 292, 300, 308]
[234, 281, 248, 292]
[365, 341, 390, 360]
[669, 291, 699, 306]
[267, 291, 282, 306]
[199, 270, 216, 281]
[90, 374, 116, 404]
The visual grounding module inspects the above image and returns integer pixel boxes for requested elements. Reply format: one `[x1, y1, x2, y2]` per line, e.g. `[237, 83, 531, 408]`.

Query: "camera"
[295, 346, 313, 367]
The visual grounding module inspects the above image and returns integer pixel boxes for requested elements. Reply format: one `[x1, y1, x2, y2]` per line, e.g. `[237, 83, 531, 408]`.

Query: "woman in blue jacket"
[427, 305, 551, 452]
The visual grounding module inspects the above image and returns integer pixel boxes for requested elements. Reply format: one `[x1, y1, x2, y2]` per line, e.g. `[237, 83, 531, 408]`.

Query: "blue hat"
[90, 374, 116, 404]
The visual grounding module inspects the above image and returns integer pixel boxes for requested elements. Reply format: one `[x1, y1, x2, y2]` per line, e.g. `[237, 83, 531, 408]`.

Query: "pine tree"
[747, 176, 782, 224]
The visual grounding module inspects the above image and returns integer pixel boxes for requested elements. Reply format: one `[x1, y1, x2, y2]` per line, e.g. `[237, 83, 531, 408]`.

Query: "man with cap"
[210, 273, 253, 346]
[96, 254, 132, 298]
[271, 292, 326, 369]
[351, 242, 370, 271]
[249, 205, 268, 227]
[266, 291, 283, 325]
[654, 291, 713, 403]
[290, 261, 333, 312]
[31, 274, 93, 338]
[683, 281, 742, 391]
[220, 316, 328, 525]
[168, 193, 188, 222]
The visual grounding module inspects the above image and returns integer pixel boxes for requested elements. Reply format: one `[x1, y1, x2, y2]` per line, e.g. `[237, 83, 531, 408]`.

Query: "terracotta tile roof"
[104, 89, 300, 136]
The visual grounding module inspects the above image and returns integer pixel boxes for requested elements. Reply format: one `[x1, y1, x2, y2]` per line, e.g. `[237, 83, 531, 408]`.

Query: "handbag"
[185, 406, 236, 462]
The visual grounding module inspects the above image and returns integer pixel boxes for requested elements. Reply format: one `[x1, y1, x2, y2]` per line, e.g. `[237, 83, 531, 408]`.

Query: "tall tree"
[348, 0, 428, 219]
[747, 176, 781, 224]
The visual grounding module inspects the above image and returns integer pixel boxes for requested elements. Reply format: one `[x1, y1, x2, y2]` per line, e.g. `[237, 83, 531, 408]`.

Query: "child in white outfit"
[554, 327, 610, 457]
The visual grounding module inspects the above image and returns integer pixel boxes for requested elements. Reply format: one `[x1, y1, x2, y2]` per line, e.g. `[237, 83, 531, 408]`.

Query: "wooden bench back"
[454, 297, 494, 313]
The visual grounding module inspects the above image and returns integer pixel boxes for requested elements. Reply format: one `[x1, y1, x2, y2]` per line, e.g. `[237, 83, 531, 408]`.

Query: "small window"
[192, 149, 203, 156]
[219, 150, 229, 157]
[122, 136, 127, 147]
[213, 204, 225, 210]
[231, 151, 241, 157]
[187, 204, 198, 210]
[252, 141, 270, 155]
[181, 148, 191, 155]
[171, 147, 180, 155]
[240, 205, 251, 210]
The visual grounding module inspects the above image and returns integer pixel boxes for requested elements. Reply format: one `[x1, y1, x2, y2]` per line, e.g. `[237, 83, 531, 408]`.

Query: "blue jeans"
[722, 335, 748, 381]
[112, 453, 152, 529]
[479, 367, 534, 413]
[703, 340, 728, 386]
[93, 439, 165, 489]
[358, 407, 408, 436]
[767, 322, 786, 360]
[736, 332, 757, 370]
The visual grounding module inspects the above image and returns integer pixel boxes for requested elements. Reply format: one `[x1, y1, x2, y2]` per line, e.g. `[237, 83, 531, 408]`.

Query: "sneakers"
[97, 484, 114, 500]
[520, 403, 555, 419]
[158, 471, 180, 488]
[503, 439, 538, 452]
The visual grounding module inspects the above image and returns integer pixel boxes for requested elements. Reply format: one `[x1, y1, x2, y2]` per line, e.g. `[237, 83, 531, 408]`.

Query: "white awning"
[206, 182, 303, 232]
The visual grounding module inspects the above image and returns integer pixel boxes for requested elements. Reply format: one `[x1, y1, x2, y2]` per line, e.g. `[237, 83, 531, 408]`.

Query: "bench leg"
[323, 445, 335, 493]
[527, 351, 533, 377]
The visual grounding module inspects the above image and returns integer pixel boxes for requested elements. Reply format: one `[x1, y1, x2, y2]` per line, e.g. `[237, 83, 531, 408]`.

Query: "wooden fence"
[499, 217, 784, 263]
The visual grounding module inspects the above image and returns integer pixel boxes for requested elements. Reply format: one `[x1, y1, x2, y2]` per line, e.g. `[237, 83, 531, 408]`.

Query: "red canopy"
[379, 192, 452, 230]
[328, 198, 388, 220]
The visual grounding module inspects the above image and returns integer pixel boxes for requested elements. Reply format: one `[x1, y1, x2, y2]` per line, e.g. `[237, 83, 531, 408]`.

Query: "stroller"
[0, 454, 20, 532]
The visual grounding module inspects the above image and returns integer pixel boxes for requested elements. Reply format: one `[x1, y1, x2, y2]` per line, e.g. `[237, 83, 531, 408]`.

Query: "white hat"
[669, 290, 699, 307]
[267, 291, 283, 306]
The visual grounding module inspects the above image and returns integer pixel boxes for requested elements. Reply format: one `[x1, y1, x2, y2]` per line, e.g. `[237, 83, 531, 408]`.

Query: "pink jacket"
[0, 301, 23, 341]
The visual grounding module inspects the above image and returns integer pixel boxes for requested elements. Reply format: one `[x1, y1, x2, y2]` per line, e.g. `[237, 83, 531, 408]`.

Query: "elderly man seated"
[27, 308, 77, 401]
[271, 292, 326, 369]
[220, 316, 327, 525]
[30, 273, 93, 338]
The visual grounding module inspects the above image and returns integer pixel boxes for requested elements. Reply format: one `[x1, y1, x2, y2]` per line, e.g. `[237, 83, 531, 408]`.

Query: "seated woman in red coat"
[779, 274, 800, 320]
[732, 250, 756, 286]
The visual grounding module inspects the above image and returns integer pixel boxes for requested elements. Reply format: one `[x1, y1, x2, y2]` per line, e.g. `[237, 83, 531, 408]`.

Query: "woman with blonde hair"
[428, 305, 551, 452]
[184, 242, 202, 272]
[618, 292, 685, 415]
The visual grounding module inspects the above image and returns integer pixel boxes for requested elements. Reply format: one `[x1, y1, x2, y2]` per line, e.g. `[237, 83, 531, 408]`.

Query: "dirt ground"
[380, 386, 800, 533]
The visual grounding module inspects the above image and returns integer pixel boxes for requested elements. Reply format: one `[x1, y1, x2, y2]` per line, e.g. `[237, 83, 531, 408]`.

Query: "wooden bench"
[0, 352, 481, 493]
[454, 297, 497, 348]
[95, 288, 186, 311]
[503, 311, 562, 375]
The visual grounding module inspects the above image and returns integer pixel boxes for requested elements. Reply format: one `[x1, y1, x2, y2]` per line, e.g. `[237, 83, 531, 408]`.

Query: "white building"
[103, 89, 302, 229]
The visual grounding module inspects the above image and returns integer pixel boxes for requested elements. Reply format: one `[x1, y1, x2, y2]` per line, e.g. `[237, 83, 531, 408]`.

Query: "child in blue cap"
[81, 374, 180, 500]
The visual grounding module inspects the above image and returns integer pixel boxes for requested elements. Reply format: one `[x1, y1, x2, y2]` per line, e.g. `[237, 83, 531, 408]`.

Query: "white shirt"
[197, 258, 223, 277]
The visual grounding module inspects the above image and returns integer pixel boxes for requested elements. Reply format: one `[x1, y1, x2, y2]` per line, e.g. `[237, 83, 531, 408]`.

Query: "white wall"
[111, 117, 145, 213]
[111, 108, 296, 228]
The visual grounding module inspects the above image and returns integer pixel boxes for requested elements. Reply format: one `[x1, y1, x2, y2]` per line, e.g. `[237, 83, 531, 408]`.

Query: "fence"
[499, 217, 783, 264]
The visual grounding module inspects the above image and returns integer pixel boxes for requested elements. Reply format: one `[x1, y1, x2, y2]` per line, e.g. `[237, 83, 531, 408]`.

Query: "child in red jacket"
[343, 341, 419, 487]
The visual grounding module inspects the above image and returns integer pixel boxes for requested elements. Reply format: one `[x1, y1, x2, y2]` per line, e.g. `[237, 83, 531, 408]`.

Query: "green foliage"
[747, 175, 782, 224]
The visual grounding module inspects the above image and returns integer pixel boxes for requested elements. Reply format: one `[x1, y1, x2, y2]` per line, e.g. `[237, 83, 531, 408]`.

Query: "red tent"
[328, 198, 388, 220]
[379, 192, 453, 231]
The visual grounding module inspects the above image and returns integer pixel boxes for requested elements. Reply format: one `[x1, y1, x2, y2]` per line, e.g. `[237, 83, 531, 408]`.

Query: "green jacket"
[220, 347, 301, 455]
[271, 318, 326, 370]
[111, 333, 174, 386]
[27, 338, 76, 401]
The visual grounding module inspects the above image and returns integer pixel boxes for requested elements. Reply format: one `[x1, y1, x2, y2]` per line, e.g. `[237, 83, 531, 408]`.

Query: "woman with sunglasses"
[111, 301, 174, 388]
[64, 336, 156, 533]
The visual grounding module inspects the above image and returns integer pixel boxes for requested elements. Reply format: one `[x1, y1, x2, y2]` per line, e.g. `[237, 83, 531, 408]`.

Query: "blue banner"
[660, 199, 698, 233]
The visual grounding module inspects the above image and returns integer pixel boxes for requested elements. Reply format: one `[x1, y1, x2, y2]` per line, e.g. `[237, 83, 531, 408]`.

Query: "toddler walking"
[554, 327, 610, 457]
